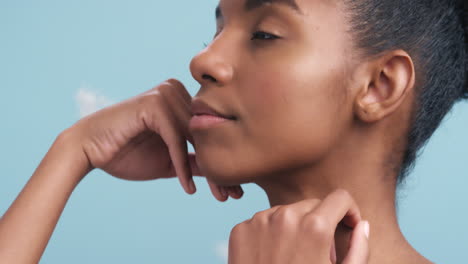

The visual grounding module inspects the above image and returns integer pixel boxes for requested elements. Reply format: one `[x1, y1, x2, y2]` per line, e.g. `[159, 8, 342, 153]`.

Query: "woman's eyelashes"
[251, 31, 280, 41]
[203, 31, 280, 47]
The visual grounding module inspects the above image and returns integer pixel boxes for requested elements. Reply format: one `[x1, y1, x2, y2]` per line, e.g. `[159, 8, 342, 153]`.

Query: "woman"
[1, 0, 467, 263]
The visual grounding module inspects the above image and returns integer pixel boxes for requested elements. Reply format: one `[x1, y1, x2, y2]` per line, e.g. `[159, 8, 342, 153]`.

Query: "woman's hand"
[228, 189, 370, 264]
[68, 78, 243, 201]
[0, 79, 242, 264]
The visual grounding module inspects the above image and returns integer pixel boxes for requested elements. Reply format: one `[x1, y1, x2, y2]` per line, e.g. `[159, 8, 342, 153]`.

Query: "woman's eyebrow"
[215, 0, 303, 20]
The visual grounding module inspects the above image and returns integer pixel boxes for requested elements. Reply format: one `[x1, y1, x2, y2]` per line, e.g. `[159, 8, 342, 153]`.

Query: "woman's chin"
[193, 145, 268, 186]
[198, 164, 248, 186]
[195, 158, 255, 186]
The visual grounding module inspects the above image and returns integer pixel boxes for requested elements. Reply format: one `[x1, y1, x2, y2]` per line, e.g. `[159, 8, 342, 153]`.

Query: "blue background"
[0, 0, 467, 263]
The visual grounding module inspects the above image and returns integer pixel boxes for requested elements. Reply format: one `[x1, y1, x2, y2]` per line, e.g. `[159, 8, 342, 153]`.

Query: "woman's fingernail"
[363, 221, 370, 239]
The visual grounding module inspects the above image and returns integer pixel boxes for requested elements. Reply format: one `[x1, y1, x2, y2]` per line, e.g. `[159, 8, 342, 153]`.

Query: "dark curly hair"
[343, 0, 468, 185]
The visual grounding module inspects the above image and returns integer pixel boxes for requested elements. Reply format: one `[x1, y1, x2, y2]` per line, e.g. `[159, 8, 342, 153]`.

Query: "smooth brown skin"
[0, 0, 436, 263]
[228, 189, 370, 264]
[189, 0, 433, 263]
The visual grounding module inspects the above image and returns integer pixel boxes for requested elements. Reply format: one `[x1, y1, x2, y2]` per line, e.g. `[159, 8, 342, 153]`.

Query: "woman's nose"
[189, 43, 234, 86]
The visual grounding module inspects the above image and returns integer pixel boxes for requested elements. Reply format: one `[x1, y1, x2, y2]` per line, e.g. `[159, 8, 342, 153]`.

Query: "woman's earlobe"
[354, 50, 415, 123]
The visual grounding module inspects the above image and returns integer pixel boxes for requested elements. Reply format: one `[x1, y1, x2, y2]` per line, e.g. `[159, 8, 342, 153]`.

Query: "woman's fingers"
[207, 179, 228, 202]
[330, 235, 337, 264]
[140, 83, 195, 194]
[311, 189, 362, 229]
[228, 189, 367, 264]
[161, 80, 246, 200]
[158, 117, 195, 194]
[342, 220, 370, 264]
[228, 186, 244, 199]
[189, 153, 244, 201]
[147, 79, 245, 199]
[206, 179, 245, 201]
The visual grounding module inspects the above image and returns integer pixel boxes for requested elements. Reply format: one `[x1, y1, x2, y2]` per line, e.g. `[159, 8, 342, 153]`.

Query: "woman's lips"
[190, 98, 236, 130]
[189, 114, 234, 130]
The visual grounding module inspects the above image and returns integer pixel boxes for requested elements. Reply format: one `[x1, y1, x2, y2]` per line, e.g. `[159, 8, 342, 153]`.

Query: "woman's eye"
[251, 31, 280, 41]
[203, 31, 279, 47]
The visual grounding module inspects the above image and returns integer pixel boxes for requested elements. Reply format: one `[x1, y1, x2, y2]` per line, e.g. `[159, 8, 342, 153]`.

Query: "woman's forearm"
[0, 130, 91, 264]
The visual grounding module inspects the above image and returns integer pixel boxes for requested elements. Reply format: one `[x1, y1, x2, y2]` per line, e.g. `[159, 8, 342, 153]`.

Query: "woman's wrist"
[53, 126, 94, 183]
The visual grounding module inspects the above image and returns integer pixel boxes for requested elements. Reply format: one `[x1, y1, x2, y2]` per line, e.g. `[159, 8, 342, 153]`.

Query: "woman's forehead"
[244, 0, 301, 13]
[216, 0, 340, 19]
[216, 0, 301, 20]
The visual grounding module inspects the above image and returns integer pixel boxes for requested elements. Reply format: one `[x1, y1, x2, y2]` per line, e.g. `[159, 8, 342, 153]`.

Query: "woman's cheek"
[241, 72, 295, 120]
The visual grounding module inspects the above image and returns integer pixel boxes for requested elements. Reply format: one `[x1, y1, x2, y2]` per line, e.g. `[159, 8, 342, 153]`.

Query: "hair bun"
[461, 0, 468, 99]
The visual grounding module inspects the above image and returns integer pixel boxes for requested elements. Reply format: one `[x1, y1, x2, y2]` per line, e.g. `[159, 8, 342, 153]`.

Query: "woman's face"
[189, 0, 357, 185]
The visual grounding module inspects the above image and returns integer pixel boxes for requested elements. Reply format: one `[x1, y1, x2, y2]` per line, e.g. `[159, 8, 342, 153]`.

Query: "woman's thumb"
[342, 220, 370, 264]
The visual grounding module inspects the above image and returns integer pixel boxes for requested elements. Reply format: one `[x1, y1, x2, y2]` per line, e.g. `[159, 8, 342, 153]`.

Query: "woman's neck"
[254, 130, 432, 264]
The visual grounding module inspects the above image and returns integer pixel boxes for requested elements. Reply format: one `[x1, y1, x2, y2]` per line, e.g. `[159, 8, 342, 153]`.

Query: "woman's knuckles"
[331, 188, 357, 209]
[68, 79, 192, 176]
[230, 222, 249, 242]
[137, 85, 191, 133]
[301, 213, 330, 238]
[251, 210, 270, 226]
[164, 78, 185, 89]
[270, 207, 300, 227]
[228, 192, 365, 263]
[332, 188, 353, 200]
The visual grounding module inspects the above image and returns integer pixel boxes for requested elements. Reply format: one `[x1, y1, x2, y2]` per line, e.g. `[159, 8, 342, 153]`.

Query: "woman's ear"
[354, 49, 415, 123]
